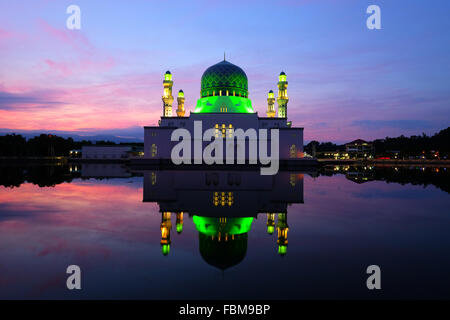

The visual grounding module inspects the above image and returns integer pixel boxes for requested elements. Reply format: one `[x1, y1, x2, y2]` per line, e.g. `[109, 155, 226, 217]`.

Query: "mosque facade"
[143, 59, 304, 163]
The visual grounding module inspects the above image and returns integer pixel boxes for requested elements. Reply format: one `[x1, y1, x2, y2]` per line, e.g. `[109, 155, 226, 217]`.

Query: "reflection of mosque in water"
[143, 171, 304, 269]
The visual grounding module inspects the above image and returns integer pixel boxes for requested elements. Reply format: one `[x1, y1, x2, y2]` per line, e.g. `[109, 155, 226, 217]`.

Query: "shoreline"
[318, 159, 450, 166]
[1, 157, 449, 167]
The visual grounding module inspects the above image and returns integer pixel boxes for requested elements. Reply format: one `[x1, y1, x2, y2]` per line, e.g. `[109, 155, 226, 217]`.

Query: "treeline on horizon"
[0, 134, 143, 157]
[0, 127, 448, 157]
[305, 127, 450, 157]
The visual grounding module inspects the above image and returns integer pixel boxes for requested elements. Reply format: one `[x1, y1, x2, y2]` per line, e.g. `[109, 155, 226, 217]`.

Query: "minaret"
[162, 71, 173, 117]
[266, 213, 275, 234]
[266, 90, 276, 118]
[277, 71, 289, 118]
[277, 213, 289, 256]
[176, 212, 184, 234]
[160, 212, 172, 256]
[176, 90, 185, 117]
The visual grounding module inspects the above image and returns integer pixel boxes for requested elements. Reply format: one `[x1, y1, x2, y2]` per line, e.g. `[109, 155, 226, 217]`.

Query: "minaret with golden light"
[162, 71, 173, 117]
[176, 90, 185, 117]
[160, 212, 172, 255]
[277, 213, 289, 256]
[266, 90, 276, 117]
[277, 71, 289, 118]
[266, 213, 275, 234]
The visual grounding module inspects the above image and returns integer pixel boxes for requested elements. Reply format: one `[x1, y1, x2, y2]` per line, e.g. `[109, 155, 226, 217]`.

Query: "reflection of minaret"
[176, 212, 184, 234]
[266, 213, 275, 235]
[160, 212, 172, 255]
[277, 213, 289, 256]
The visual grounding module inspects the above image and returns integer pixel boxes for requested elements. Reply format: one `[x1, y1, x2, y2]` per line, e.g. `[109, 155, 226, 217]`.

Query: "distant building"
[69, 149, 82, 158]
[345, 139, 374, 159]
[386, 150, 401, 159]
[81, 146, 131, 160]
[318, 151, 349, 160]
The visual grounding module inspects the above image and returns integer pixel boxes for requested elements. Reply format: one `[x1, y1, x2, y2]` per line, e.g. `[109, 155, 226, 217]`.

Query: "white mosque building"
[143, 58, 304, 166]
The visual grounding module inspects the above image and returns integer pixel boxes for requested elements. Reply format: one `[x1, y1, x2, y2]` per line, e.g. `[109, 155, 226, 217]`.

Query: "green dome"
[200, 60, 248, 98]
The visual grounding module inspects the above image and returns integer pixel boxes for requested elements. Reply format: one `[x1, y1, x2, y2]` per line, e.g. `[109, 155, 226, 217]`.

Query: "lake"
[0, 164, 449, 299]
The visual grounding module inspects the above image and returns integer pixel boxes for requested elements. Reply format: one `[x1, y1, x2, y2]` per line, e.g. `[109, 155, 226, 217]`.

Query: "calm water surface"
[0, 165, 449, 299]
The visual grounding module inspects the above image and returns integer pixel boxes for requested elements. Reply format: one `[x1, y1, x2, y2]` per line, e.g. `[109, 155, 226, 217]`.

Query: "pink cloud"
[44, 59, 73, 77]
[38, 19, 93, 52]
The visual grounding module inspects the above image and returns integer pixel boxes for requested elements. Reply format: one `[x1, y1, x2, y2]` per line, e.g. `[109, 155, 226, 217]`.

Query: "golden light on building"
[176, 212, 184, 234]
[277, 213, 289, 256]
[213, 191, 234, 207]
[160, 212, 172, 256]
[266, 90, 276, 117]
[176, 90, 185, 117]
[266, 213, 275, 235]
[162, 71, 173, 117]
[277, 72, 289, 118]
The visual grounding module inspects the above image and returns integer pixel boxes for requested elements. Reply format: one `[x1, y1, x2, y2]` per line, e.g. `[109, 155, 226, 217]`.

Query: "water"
[0, 164, 449, 299]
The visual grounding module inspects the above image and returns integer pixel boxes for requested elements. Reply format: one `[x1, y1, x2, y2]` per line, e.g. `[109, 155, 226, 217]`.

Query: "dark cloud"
[0, 91, 64, 110]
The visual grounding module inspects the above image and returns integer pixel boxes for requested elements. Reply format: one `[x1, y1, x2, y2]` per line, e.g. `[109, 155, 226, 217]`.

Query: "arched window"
[290, 144, 297, 158]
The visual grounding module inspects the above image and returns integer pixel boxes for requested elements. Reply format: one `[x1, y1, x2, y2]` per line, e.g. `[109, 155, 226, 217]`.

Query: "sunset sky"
[0, 0, 449, 143]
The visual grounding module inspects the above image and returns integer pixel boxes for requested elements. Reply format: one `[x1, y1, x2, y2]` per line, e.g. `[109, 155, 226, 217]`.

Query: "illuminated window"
[215, 124, 220, 138]
[215, 124, 233, 138]
[290, 174, 296, 187]
[290, 145, 297, 158]
[151, 144, 158, 157]
[228, 124, 234, 138]
[151, 172, 157, 185]
[213, 192, 233, 207]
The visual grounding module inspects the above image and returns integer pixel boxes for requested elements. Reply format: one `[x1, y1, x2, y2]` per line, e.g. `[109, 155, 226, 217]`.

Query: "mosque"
[143, 170, 304, 269]
[143, 58, 304, 163]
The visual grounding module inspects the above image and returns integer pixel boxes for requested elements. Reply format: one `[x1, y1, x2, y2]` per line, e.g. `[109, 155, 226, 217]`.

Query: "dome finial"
[224, 51, 226, 61]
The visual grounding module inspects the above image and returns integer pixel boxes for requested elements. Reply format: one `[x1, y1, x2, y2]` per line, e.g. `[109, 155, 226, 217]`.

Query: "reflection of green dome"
[193, 216, 253, 236]
[194, 216, 253, 270]
[201, 60, 248, 98]
[199, 233, 248, 270]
